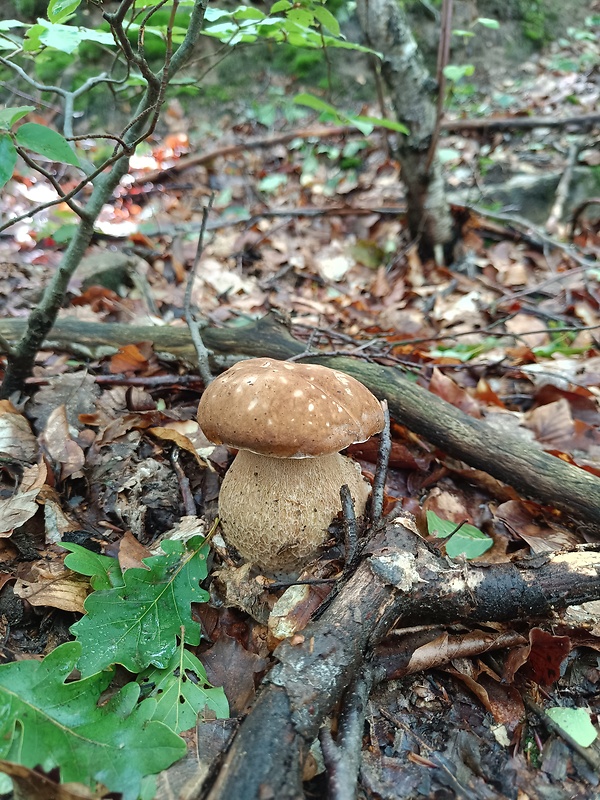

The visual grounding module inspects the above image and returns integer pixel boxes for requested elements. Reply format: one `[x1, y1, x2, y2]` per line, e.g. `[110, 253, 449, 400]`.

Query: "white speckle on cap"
[280, 377, 288, 384]
[325, 422, 330, 427]
[337, 405, 343, 412]
[283, 363, 294, 370]
[308, 403, 315, 412]
[293, 389, 303, 397]
[321, 394, 326, 399]
[248, 398, 258, 411]
[261, 362, 272, 368]
[345, 388, 353, 395]
[267, 419, 273, 425]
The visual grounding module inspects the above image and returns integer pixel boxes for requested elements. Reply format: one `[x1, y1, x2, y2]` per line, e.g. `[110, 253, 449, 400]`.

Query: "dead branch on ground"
[1, 314, 600, 528]
[201, 518, 600, 800]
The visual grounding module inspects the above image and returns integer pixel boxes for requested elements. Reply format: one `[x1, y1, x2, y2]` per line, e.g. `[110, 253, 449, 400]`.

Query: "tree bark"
[1, 314, 599, 529]
[201, 519, 600, 800]
[355, 0, 454, 256]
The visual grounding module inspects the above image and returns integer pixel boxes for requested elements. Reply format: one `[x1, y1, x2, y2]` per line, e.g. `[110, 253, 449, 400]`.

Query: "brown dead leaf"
[406, 630, 527, 676]
[0, 405, 38, 463]
[148, 420, 215, 466]
[0, 489, 40, 538]
[0, 761, 106, 799]
[494, 500, 579, 553]
[109, 342, 157, 374]
[446, 662, 524, 728]
[523, 399, 574, 450]
[14, 561, 89, 613]
[428, 368, 482, 418]
[117, 530, 152, 571]
[504, 627, 571, 687]
[20, 462, 48, 493]
[28, 372, 99, 433]
[200, 634, 268, 716]
[42, 405, 85, 480]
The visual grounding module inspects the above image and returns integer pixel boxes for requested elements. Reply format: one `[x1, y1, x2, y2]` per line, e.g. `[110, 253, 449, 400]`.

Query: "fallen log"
[1, 314, 599, 528]
[203, 520, 600, 800]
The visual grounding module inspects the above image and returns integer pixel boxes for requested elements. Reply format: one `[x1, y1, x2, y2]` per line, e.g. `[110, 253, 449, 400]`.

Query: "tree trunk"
[355, 0, 454, 257]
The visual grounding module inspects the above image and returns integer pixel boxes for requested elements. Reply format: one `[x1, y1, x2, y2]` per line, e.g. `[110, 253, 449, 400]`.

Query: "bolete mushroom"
[197, 357, 384, 571]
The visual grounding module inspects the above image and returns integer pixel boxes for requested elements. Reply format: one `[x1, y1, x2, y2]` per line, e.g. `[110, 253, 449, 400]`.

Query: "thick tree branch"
[1, 314, 599, 528]
[202, 520, 600, 800]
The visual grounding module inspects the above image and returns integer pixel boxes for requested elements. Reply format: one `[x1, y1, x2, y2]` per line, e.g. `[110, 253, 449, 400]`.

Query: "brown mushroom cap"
[198, 357, 384, 458]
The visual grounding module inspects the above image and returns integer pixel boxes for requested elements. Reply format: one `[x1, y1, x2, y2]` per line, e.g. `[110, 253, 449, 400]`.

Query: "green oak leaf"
[71, 537, 210, 676]
[62, 541, 125, 590]
[138, 646, 229, 733]
[0, 642, 186, 800]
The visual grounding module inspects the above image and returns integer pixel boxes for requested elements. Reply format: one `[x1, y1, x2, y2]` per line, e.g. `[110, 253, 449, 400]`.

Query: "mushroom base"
[218, 451, 371, 572]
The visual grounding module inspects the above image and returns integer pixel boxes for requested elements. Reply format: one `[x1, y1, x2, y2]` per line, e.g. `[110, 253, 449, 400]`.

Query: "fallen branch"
[202, 519, 600, 800]
[1, 314, 600, 527]
[137, 113, 600, 183]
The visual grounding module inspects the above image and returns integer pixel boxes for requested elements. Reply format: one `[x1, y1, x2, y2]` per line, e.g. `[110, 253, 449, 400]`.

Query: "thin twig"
[340, 484, 358, 567]
[171, 448, 196, 516]
[370, 400, 390, 526]
[184, 195, 215, 386]
[425, 0, 452, 175]
[546, 138, 583, 235]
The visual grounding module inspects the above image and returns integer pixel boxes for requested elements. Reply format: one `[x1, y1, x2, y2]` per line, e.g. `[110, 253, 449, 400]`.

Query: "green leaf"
[0, 106, 35, 130]
[546, 707, 598, 747]
[15, 123, 80, 167]
[0, 136, 17, 190]
[138, 647, 229, 733]
[270, 0, 292, 11]
[258, 173, 287, 193]
[47, 0, 82, 23]
[71, 537, 210, 676]
[476, 17, 500, 29]
[36, 20, 114, 54]
[0, 642, 186, 800]
[353, 115, 409, 134]
[313, 5, 340, 35]
[287, 7, 315, 27]
[62, 542, 125, 590]
[427, 511, 459, 538]
[426, 511, 493, 560]
[444, 64, 475, 81]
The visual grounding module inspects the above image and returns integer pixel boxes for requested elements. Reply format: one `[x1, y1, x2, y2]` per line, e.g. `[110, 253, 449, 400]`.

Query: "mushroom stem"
[218, 450, 371, 572]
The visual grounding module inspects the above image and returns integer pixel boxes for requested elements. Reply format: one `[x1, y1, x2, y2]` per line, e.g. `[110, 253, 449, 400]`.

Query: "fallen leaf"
[42, 405, 85, 480]
[0, 406, 38, 463]
[429, 368, 482, 418]
[118, 530, 152, 571]
[504, 627, 571, 686]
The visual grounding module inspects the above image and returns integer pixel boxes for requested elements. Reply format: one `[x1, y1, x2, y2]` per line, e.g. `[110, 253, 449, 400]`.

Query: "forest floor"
[1, 11, 600, 800]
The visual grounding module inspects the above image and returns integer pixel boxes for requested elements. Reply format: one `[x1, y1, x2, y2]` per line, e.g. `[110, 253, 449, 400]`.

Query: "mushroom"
[197, 357, 384, 571]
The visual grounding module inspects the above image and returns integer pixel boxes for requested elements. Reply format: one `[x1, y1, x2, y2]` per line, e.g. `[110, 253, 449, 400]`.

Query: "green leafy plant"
[0, 642, 186, 799]
[66, 537, 210, 676]
[0, 537, 229, 796]
[426, 510, 493, 559]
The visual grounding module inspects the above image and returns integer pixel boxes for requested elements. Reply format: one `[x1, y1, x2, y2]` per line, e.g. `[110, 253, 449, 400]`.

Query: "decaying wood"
[201, 520, 600, 800]
[1, 314, 599, 528]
